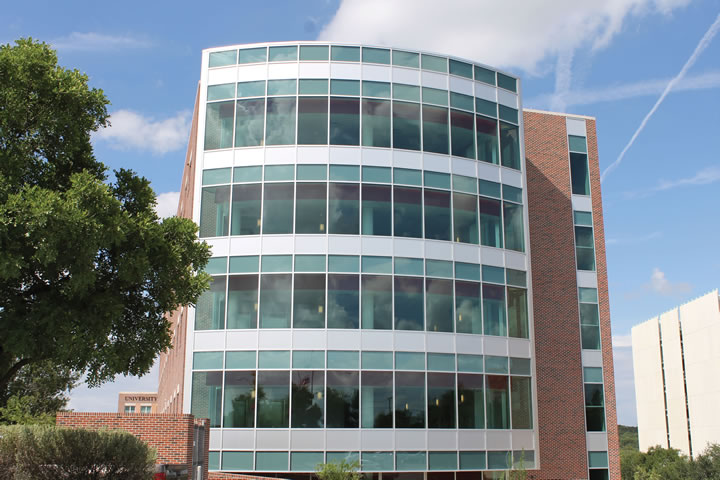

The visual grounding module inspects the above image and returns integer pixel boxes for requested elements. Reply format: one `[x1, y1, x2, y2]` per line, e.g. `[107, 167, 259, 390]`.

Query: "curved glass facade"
[191, 42, 536, 476]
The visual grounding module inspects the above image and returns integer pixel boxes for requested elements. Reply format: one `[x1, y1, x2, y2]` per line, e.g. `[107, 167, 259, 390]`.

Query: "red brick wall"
[56, 412, 209, 480]
[158, 82, 201, 415]
[524, 110, 591, 479]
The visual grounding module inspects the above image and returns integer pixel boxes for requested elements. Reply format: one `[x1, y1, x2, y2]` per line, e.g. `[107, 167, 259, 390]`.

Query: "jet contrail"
[601, 12, 720, 183]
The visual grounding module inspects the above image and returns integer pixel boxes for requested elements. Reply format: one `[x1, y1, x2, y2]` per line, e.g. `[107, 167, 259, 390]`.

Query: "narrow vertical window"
[205, 101, 234, 150]
[259, 274, 292, 328]
[235, 98, 265, 147]
[393, 101, 421, 151]
[362, 99, 391, 147]
[424, 189, 451, 241]
[456, 281, 482, 334]
[482, 284, 506, 336]
[361, 184, 391, 236]
[395, 372, 426, 428]
[361, 371, 393, 428]
[458, 374, 484, 428]
[499, 122, 520, 170]
[503, 202, 525, 252]
[224, 371, 256, 427]
[361, 275, 392, 330]
[426, 278, 453, 333]
[326, 371, 359, 428]
[297, 97, 328, 145]
[486, 375, 510, 429]
[200, 186, 230, 238]
[256, 371, 290, 428]
[507, 287, 529, 339]
[291, 370, 324, 428]
[265, 97, 296, 145]
[330, 97, 360, 145]
[479, 197, 503, 248]
[328, 184, 360, 234]
[191, 371, 222, 427]
[195, 276, 226, 330]
[227, 275, 258, 329]
[293, 274, 326, 328]
[451, 109, 476, 159]
[453, 192, 478, 244]
[295, 183, 327, 234]
[570, 152, 590, 195]
[327, 274, 359, 329]
[231, 184, 261, 235]
[394, 186, 423, 238]
[427, 373, 456, 428]
[262, 183, 294, 234]
[394, 277, 424, 331]
[476, 116, 499, 164]
[511, 376, 532, 429]
[422, 105, 449, 154]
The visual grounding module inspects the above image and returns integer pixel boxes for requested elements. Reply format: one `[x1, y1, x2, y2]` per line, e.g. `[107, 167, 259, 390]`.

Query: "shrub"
[316, 459, 362, 480]
[0, 425, 155, 479]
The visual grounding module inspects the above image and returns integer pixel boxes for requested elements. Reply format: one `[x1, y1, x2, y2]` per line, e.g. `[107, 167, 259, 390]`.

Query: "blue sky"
[4, 0, 719, 426]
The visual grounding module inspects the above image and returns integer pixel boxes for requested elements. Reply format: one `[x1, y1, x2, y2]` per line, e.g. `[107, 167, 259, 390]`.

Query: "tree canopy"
[0, 38, 210, 390]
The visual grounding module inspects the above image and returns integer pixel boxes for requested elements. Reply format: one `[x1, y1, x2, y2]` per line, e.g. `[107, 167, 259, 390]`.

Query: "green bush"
[316, 459, 362, 480]
[0, 425, 155, 479]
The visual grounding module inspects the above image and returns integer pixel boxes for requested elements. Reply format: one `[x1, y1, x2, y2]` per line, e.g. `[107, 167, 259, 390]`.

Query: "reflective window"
[238, 47, 266, 64]
[362, 184, 392, 236]
[195, 276, 226, 330]
[571, 153, 591, 195]
[393, 50, 420, 68]
[235, 98, 265, 147]
[585, 383, 606, 431]
[237, 81, 265, 98]
[486, 375, 510, 429]
[569, 135, 588, 153]
[395, 372, 425, 428]
[209, 50, 236, 68]
[295, 183, 327, 234]
[361, 275, 392, 330]
[256, 451, 288, 471]
[479, 197, 503, 248]
[330, 97, 360, 145]
[427, 373, 456, 428]
[227, 275, 258, 329]
[191, 371, 222, 427]
[394, 277, 424, 331]
[456, 281, 482, 334]
[262, 183, 294, 234]
[474, 65, 495, 85]
[361, 371, 393, 428]
[451, 109, 476, 159]
[507, 287, 528, 339]
[203, 168, 231, 186]
[453, 193, 478, 244]
[500, 122, 520, 170]
[576, 225, 596, 271]
[256, 371, 290, 428]
[328, 183, 359, 234]
[331, 79, 360, 96]
[422, 105, 449, 154]
[426, 278, 453, 333]
[299, 79, 328, 94]
[422, 54, 447, 73]
[268, 79, 296, 96]
[449, 59, 473, 79]
[458, 374, 484, 428]
[326, 371, 359, 428]
[511, 376, 532, 429]
[300, 45, 329, 61]
[205, 101, 234, 150]
[224, 371, 256, 427]
[297, 97, 328, 145]
[259, 274, 291, 328]
[483, 284, 506, 336]
[363, 47, 391, 64]
[497, 73, 517, 92]
[327, 274, 359, 329]
[503, 202, 525, 252]
[393, 101, 421, 151]
[231, 184, 261, 235]
[291, 370, 324, 428]
[208, 83, 234, 101]
[424, 189, 451, 241]
[362, 81, 391, 98]
[394, 187, 423, 238]
[293, 274, 326, 328]
[265, 97, 296, 145]
[200, 186, 230, 237]
[476, 116, 499, 164]
[269, 45, 297, 62]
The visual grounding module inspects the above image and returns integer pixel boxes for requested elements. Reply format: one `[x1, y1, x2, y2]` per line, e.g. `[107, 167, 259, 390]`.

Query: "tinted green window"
[482, 265, 504, 284]
[584, 367, 603, 383]
[476, 116, 499, 164]
[362, 257, 393, 274]
[229, 256, 259, 274]
[504, 202, 525, 252]
[581, 303, 600, 326]
[297, 164, 327, 181]
[450, 92, 474, 111]
[426, 278, 453, 333]
[237, 80, 265, 98]
[328, 255, 359, 273]
[361, 371, 393, 428]
[330, 97, 360, 145]
[295, 183, 326, 234]
[223, 371, 256, 428]
[234, 166, 262, 182]
[479, 197, 503, 248]
[362, 452, 394, 471]
[330, 165, 360, 181]
[194, 351, 223, 370]
[299, 79, 328, 94]
[483, 283, 506, 336]
[300, 45, 329, 61]
[362, 99, 391, 148]
[297, 96, 328, 145]
[426, 260, 453, 278]
[256, 451, 289, 471]
[394, 276, 424, 331]
[269, 45, 297, 62]
[474, 65, 495, 85]
[585, 383, 606, 431]
[261, 255, 292, 273]
[427, 353, 455, 371]
[455, 263, 480, 281]
[293, 274, 325, 328]
[362, 351, 393, 370]
[395, 372, 425, 428]
[331, 79, 360, 96]
[195, 276, 226, 330]
[456, 281, 481, 334]
[221, 451, 251, 470]
[458, 374, 484, 428]
[498, 105, 518, 124]
[331, 45, 360, 62]
[479, 179, 501, 198]
[507, 287, 529, 339]
[450, 59, 473, 79]
[362, 166, 391, 183]
[500, 122, 521, 170]
[238, 47, 266, 64]
[396, 352, 425, 370]
[362, 47, 391, 64]
[392, 168, 420, 186]
[191, 372, 222, 427]
[487, 451, 511, 470]
[497, 73, 517, 92]
[258, 350, 290, 369]
[511, 378, 533, 430]
[362, 81, 391, 98]
[422, 105, 449, 154]
[226, 351, 256, 369]
[267, 79, 297, 95]
[428, 372, 456, 428]
[460, 451, 486, 470]
[361, 275, 392, 330]
[361, 184, 391, 236]
[506, 269, 526, 287]
[394, 257, 424, 276]
[259, 274, 291, 328]
[256, 371, 290, 428]
[393, 50, 419, 68]
[421, 54, 447, 73]
[327, 351, 359, 369]
[265, 164, 294, 181]
[569, 135, 588, 153]
[582, 325, 601, 350]
[393, 85, 420, 103]
[458, 354, 483, 373]
[204, 257, 227, 275]
[293, 351, 325, 369]
[265, 97, 296, 145]
[574, 210, 593, 226]
[394, 186, 422, 237]
[262, 183, 294, 234]
[589, 451, 609, 468]
[227, 275, 259, 329]
[327, 274, 359, 329]
[510, 357, 531, 375]
[422, 87, 448, 106]
[476, 98, 497, 117]
[571, 152, 591, 195]
[209, 50, 236, 67]
[231, 184, 261, 236]
[424, 171, 450, 189]
[577, 248, 596, 271]
[579, 287, 599, 303]
[235, 98, 265, 147]
[291, 371, 324, 428]
[503, 184, 523, 203]
[424, 189, 451, 241]
[486, 375, 510, 429]
[326, 371, 359, 428]
[205, 101, 234, 150]
[208, 83, 235, 101]
[451, 109, 476, 159]
[328, 183, 359, 234]
[485, 356, 508, 374]
[453, 175, 476, 193]
[203, 168, 231, 186]
[291, 451, 324, 471]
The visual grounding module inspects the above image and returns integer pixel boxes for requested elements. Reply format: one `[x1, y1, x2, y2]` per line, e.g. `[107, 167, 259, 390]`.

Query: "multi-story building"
[632, 290, 720, 458]
[117, 392, 158, 414]
[157, 42, 619, 480]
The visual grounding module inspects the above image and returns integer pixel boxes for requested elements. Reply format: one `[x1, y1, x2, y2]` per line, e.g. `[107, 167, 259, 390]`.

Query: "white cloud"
[647, 267, 692, 296]
[606, 231, 662, 245]
[319, 0, 690, 74]
[623, 165, 720, 199]
[613, 334, 633, 348]
[155, 191, 180, 218]
[51, 32, 151, 52]
[94, 110, 191, 155]
[67, 363, 158, 413]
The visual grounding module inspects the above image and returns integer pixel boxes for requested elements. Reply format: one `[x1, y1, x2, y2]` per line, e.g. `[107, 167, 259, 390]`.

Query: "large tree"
[0, 38, 210, 391]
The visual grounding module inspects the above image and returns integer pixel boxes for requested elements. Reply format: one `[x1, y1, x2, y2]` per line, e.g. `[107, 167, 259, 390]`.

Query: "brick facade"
[56, 412, 209, 479]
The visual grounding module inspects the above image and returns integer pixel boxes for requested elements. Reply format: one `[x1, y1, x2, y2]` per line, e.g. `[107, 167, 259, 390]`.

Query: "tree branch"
[0, 358, 34, 390]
